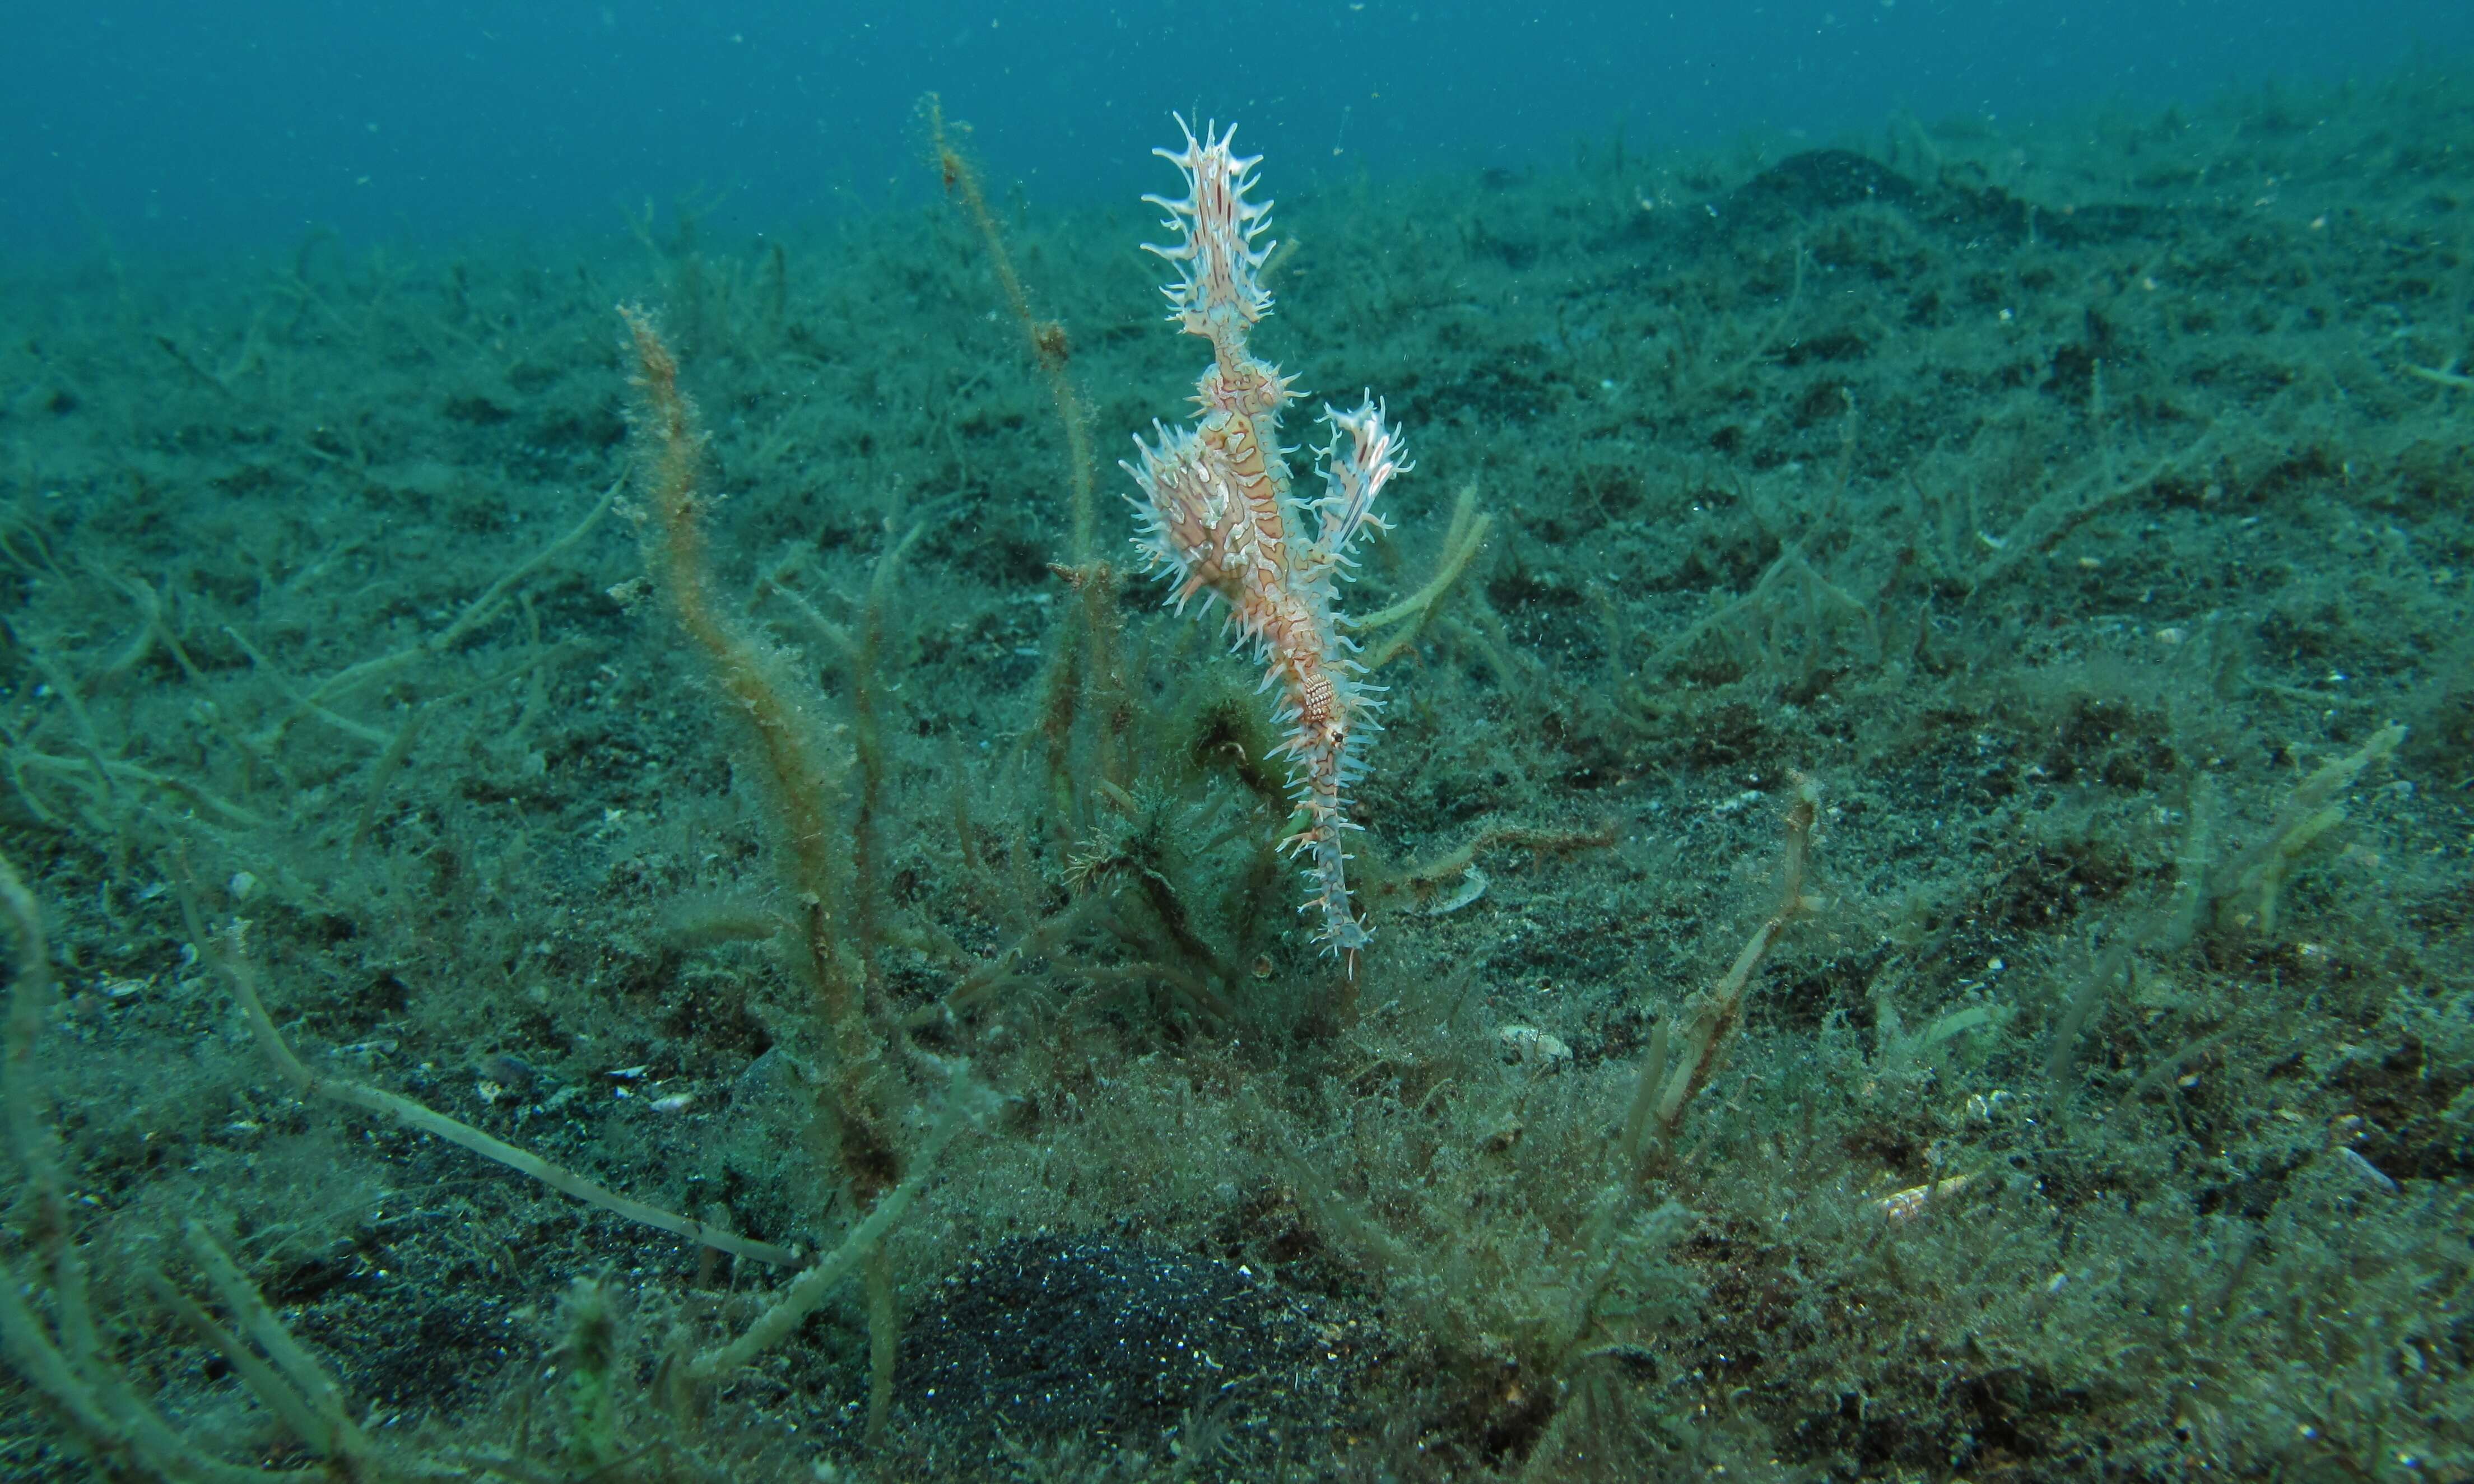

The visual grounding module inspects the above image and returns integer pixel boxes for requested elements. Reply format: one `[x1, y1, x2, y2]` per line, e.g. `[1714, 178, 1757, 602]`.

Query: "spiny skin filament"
[1122, 117, 1411, 963]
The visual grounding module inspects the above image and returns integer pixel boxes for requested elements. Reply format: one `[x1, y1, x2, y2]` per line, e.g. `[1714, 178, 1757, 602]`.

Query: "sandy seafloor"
[2, 71, 2472, 1483]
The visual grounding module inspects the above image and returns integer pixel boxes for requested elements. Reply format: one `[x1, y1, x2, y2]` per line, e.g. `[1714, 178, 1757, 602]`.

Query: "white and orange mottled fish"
[1121, 117, 1411, 966]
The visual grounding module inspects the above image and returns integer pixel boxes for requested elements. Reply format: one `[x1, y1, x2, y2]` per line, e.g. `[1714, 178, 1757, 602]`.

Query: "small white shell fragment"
[2338, 1146, 2398, 1194]
[649, 1092, 696, 1114]
[228, 871, 259, 901]
[1496, 1025, 1573, 1072]
[1426, 866, 1489, 917]
[1875, 1173, 1973, 1221]
[608, 1064, 650, 1081]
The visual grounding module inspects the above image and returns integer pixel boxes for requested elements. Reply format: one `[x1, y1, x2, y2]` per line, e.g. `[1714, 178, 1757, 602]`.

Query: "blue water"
[13, 0, 2472, 258]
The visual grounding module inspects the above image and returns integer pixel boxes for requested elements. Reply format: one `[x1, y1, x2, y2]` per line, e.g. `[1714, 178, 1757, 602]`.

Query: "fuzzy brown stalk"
[926, 95, 1095, 563]
[848, 523, 924, 1002]
[1625, 774, 1823, 1169]
[927, 97, 1132, 821]
[620, 304, 896, 1198]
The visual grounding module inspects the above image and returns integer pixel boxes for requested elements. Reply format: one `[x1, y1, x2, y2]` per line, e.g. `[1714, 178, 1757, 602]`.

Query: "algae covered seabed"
[3, 73, 2471, 1482]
